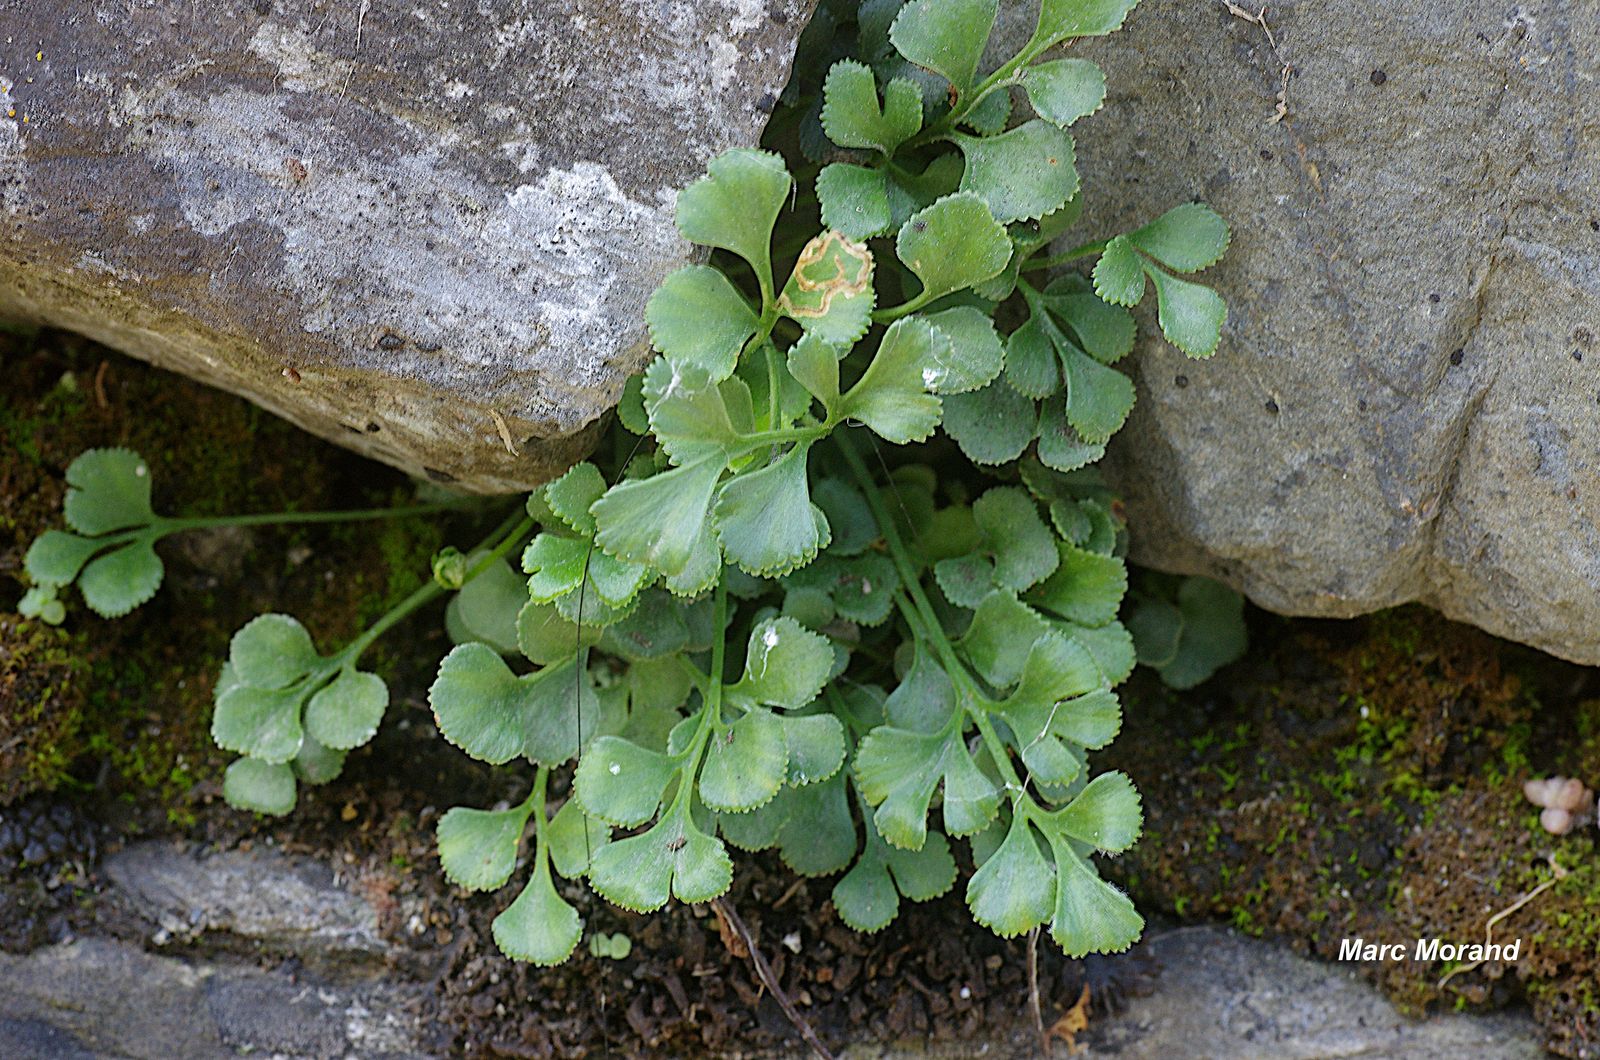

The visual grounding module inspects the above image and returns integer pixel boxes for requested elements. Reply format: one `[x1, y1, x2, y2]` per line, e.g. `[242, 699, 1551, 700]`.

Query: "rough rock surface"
[832, 927, 1543, 1058]
[104, 840, 387, 966]
[1076, 926, 1544, 1060]
[1064, 0, 1600, 663]
[0, 939, 425, 1059]
[0, 917, 1542, 1059]
[0, 0, 814, 491]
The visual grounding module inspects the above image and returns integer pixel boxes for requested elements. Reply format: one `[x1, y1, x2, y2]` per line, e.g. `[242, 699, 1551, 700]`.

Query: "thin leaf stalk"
[839, 431, 1036, 808]
[664, 577, 732, 815]
[342, 511, 534, 662]
[1020, 239, 1107, 273]
[528, 764, 553, 871]
[155, 499, 480, 533]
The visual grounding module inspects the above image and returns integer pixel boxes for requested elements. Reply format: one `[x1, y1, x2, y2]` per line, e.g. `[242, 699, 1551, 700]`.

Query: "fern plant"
[18, 0, 1231, 968]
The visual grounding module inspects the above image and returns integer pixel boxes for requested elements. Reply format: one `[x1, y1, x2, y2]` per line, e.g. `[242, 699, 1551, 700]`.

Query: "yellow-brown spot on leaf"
[777, 230, 874, 320]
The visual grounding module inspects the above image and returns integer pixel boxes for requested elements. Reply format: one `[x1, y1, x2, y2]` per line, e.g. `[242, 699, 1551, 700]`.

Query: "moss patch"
[0, 615, 86, 800]
[0, 329, 474, 823]
[1110, 606, 1600, 1057]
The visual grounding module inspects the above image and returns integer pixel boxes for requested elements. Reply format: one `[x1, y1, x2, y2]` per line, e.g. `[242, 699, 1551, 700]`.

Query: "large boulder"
[1070, 0, 1600, 663]
[0, 0, 814, 491]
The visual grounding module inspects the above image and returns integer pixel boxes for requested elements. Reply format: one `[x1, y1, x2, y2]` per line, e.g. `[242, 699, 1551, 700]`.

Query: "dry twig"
[1027, 926, 1048, 1055]
[1221, 3, 1291, 124]
[710, 897, 835, 1060]
[1439, 854, 1567, 987]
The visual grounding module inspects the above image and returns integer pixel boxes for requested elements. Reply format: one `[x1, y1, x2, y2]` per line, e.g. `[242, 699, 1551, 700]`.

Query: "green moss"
[0, 615, 88, 800]
[1368, 608, 1425, 660]
[298, 502, 445, 682]
[0, 328, 460, 817]
[0, 372, 86, 473]
[1106, 605, 1600, 1051]
[81, 647, 222, 825]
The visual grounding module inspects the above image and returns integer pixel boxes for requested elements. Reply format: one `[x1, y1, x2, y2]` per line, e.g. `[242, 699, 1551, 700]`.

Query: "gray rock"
[830, 926, 1542, 1059]
[0, 938, 424, 1059]
[0, 0, 814, 492]
[0, 905, 1544, 1059]
[0, 929, 1538, 1059]
[1057, 0, 1600, 663]
[105, 840, 387, 967]
[1084, 927, 1544, 1059]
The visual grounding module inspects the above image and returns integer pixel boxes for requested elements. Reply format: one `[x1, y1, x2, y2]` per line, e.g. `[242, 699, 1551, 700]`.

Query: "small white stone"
[1541, 806, 1573, 835]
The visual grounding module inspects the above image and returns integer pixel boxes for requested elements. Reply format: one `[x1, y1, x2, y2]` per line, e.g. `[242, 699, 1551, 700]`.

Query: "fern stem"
[341, 511, 534, 663]
[674, 655, 712, 697]
[831, 431, 941, 635]
[518, 770, 545, 814]
[529, 765, 552, 845]
[342, 578, 444, 662]
[525, 765, 562, 896]
[839, 430, 1034, 804]
[664, 577, 731, 814]
[764, 341, 784, 429]
[465, 512, 538, 580]
[155, 500, 479, 534]
[911, 52, 1030, 148]
[735, 424, 831, 452]
[889, 594, 1029, 802]
[708, 578, 730, 705]
[1020, 239, 1106, 273]
[870, 288, 937, 325]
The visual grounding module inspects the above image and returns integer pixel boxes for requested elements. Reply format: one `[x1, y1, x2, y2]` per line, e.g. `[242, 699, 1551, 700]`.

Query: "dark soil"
[2, 330, 1597, 1057]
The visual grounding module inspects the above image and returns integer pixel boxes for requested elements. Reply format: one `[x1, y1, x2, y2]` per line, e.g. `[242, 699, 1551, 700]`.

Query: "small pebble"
[1541, 806, 1573, 836]
[1523, 775, 1595, 834]
[1554, 778, 1590, 812]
